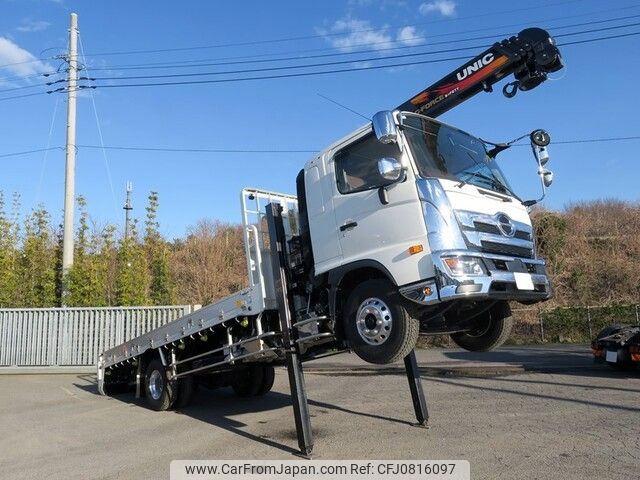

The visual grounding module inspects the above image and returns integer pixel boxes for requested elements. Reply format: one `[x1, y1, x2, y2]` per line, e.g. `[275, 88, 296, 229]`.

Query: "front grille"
[474, 221, 500, 235]
[481, 240, 533, 258]
[474, 222, 531, 241]
[514, 230, 531, 240]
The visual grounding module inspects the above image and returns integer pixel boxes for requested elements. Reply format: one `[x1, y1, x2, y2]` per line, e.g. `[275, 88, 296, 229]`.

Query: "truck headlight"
[443, 256, 486, 276]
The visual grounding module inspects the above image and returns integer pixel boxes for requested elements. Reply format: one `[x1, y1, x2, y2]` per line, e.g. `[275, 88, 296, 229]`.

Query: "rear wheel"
[231, 364, 274, 397]
[450, 302, 513, 352]
[144, 359, 177, 411]
[174, 375, 195, 408]
[256, 364, 275, 396]
[343, 279, 419, 364]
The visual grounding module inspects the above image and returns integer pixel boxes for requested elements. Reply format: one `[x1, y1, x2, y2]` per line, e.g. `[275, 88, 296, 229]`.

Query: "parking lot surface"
[1, 345, 638, 480]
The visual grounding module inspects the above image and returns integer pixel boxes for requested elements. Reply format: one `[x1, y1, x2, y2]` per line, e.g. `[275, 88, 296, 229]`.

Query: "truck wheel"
[231, 364, 265, 397]
[256, 364, 275, 396]
[343, 279, 419, 364]
[174, 376, 195, 408]
[450, 302, 513, 352]
[144, 359, 177, 411]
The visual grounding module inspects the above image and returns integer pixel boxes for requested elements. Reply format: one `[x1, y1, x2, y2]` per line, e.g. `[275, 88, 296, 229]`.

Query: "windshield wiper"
[458, 170, 513, 196]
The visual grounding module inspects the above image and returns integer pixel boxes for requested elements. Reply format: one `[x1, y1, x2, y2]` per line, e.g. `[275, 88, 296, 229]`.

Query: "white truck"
[98, 27, 563, 456]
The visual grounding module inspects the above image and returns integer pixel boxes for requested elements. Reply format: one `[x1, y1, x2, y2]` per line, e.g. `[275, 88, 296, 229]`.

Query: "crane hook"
[502, 81, 519, 98]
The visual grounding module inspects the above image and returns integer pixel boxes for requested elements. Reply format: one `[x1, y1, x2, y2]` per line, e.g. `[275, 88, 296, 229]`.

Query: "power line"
[0, 147, 62, 158]
[85, 30, 640, 90]
[0, 91, 49, 102]
[3, 21, 639, 102]
[3, 135, 640, 160]
[77, 145, 318, 153]
[77, 0, 585, 57]
[78, 33, 119, 213]
[85, 9, 640, 73]
[87, 21, 640, 83]
[1, 9, 637, 98]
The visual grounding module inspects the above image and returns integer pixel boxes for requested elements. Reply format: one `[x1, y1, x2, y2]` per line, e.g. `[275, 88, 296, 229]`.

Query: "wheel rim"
[148, 370, 164, 400]
[356, 297, 392, 345]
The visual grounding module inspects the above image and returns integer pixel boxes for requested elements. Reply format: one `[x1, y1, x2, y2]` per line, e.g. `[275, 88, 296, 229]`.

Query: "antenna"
[123, 181, 133, 239]
[317, 93, 370, 121]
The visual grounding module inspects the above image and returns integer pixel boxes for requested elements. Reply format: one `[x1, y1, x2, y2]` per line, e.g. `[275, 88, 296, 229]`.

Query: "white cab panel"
[439, 178, 531, 225]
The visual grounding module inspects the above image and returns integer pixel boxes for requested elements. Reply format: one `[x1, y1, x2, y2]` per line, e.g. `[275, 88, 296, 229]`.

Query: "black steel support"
[404, 350, 429, 427]
[265, 202, 314, 457]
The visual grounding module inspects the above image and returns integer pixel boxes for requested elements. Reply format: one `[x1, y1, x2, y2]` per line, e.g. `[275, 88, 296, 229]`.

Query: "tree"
[169, 220, 246, 305]
[144, 191, 174, 305]
[17, 205, 57, 307]
[0, 192, 19, 307]
[65, 197, 108, 306]
[115, 219, 149, 306]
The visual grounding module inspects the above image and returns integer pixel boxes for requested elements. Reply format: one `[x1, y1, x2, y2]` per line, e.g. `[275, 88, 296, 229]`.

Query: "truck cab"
[295, 110, 553, 363]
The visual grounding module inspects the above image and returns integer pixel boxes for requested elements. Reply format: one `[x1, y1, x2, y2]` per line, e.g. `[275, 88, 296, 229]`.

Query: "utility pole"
[123, 181, 133, 239]
[61, 12, 78, 276]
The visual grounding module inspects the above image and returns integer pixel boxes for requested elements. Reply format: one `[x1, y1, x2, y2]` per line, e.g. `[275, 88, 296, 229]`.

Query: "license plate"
[606, 350, 618, 363]
[514, 272, 534, 290]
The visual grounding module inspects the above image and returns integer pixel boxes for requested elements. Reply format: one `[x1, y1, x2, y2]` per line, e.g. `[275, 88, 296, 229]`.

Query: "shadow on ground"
[74, 375, 414, 455]
[73, 345, 639, 454]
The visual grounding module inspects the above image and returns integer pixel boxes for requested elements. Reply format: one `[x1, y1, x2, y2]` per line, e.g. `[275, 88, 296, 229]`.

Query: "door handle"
[340, 221, 358, 231]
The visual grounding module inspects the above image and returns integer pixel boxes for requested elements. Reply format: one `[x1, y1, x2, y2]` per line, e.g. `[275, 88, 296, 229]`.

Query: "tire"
[451, 302, 513, 352]
[256, 364, 275, 396]
[174, 375, 195, 408]
[144, 359, 177, 411]
[343, 279, 419, 364]
[231, 364, 265, 397]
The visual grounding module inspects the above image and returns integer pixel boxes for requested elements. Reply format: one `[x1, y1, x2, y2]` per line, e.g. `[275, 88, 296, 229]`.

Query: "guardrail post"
[586, 306, 592, 339]
[636, 305, 639, 323]
[538, 307, 545, 343]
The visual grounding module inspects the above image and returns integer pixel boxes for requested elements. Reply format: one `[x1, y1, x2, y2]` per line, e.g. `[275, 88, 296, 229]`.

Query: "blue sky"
[1, 0, 639, 239]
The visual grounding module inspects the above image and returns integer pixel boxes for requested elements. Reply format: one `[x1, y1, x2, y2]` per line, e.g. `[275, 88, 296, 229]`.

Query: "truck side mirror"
[523, 129, 554, 207]
[372, 111, 398, 144]
[377, 157, 403, 182]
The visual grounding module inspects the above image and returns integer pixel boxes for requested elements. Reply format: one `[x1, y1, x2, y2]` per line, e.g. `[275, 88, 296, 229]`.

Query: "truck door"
[331, 132, 425, 279]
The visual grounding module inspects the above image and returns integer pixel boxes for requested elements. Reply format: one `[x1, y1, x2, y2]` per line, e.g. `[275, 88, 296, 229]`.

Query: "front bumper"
[399, 250, 552, 305]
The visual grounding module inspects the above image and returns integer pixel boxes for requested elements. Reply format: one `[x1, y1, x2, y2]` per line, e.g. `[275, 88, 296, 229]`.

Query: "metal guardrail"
[0, 305, 196, 367]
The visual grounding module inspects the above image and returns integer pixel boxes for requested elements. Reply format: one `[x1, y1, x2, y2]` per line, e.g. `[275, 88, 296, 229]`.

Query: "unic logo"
[456, 53, 495, 81]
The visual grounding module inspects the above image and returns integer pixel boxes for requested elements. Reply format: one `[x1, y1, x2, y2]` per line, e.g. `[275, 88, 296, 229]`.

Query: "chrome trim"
[417, 178, 467, 252]
[464, 231, 534, 250]
[399, 279, 439, 304]
[455, 210, 534, 257]
[400, 250, 551, 305]
[356, 297, 393, 345]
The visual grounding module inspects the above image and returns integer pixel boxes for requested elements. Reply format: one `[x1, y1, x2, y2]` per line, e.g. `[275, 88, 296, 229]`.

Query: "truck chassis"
[98, 190, 429, 456]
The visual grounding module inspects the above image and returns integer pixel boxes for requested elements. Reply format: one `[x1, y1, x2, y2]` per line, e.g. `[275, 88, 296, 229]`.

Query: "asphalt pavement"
[0, 345, 638, 480]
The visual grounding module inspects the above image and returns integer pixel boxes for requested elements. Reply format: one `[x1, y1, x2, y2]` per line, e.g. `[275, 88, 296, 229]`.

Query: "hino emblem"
[456, 53, 495, 81]
[496, 213, 515, 237]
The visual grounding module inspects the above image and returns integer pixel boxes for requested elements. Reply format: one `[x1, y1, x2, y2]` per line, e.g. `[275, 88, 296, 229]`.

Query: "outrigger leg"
[404, 350, 430, 428]
[266, 202, 314, 457]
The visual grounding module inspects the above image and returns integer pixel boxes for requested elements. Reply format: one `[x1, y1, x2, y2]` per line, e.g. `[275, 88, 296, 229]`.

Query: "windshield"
[401, 113, 516, 197]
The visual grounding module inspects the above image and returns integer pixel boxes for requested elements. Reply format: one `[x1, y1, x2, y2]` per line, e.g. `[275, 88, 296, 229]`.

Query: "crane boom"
[396, 27, 563, 118]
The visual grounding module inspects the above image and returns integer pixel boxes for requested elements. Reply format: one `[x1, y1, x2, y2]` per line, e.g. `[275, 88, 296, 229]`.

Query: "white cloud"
[419, 0, 457, 17]
[0, 37, 51, 78]
[17, 19, 51, 33]
[319, 18, 392, 52]
[396, 26, 424, 46]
